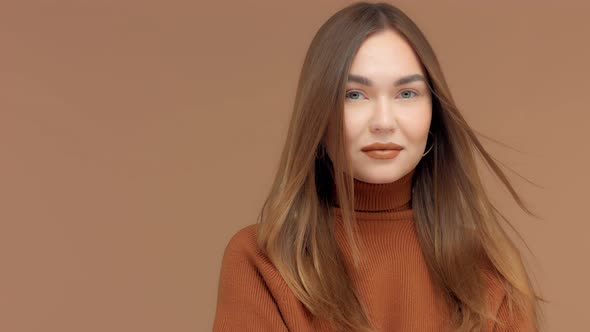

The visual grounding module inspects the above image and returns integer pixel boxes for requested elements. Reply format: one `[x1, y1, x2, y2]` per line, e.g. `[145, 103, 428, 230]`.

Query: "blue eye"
[345, 90, 364, 100]
[399, 90, 418, 99]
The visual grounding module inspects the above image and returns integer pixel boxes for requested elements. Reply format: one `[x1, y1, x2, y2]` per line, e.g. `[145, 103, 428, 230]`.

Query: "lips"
[363, 149, 401, 159]
[361, 142, 403, 151]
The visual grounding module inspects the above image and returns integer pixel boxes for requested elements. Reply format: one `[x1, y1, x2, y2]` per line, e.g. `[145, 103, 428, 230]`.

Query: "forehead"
[349, 29, 424, 78]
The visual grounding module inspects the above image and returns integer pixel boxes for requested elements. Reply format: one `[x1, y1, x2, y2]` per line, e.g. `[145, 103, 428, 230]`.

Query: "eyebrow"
[347, 73, 426, 87]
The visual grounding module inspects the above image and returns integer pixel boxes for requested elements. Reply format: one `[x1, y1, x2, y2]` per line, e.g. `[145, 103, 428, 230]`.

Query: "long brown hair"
[256, 2, 547, 331]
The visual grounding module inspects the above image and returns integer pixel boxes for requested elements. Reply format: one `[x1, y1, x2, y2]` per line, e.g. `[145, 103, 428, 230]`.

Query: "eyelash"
[345, 89, 419, 100]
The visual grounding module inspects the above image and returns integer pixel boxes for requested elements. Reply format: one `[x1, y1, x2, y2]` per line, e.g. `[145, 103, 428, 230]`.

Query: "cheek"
[404, 120, 431, 142]
[343, 112, 367, 145]
[406, 101, 432, 143]
[400, 110, 432, 143]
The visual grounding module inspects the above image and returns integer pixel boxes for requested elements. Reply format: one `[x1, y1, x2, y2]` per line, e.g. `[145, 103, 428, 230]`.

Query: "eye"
[345, 90, 365, 100]
[399, 89, 419, 99]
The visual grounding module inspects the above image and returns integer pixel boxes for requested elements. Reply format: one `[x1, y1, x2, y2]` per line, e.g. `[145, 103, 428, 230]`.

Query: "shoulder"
[218, 223, 290, 294]
[220, 223, 276, 272]
[223, 223, 261, 256]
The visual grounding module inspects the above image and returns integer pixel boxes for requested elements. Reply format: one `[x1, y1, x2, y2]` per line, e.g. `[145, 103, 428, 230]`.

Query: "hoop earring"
[422, 131, 434, 157]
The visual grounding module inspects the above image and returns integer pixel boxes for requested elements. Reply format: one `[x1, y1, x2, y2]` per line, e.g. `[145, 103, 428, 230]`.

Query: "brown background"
[1, 1, 588, 331]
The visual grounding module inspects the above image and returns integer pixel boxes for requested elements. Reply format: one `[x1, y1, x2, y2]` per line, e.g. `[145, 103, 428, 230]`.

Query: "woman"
[213, 2, 545, 331]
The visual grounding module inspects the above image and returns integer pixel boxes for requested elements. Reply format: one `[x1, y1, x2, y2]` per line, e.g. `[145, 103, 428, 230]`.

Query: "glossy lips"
[361, 142, 403, 160]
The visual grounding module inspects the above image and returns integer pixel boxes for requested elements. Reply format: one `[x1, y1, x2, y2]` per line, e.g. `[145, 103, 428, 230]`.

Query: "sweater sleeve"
[212, 227, 290, 332]
[492, 293, 537, 332]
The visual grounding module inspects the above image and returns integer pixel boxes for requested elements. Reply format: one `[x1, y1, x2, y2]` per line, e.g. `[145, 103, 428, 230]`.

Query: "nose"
[368, 96, 397, 134]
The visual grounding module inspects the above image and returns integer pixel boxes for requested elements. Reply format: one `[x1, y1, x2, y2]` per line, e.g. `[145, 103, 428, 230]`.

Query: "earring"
[422, 131, 434, 157]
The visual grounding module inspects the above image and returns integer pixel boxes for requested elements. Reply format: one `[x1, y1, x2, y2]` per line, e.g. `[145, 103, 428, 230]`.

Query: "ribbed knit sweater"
[212, 168, 534, 331]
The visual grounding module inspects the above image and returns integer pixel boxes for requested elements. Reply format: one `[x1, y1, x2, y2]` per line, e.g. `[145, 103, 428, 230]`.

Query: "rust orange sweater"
[212, 169, 534, 331]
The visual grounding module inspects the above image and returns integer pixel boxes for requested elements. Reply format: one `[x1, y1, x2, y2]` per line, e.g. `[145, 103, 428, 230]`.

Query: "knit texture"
[213, 168, 534, 331]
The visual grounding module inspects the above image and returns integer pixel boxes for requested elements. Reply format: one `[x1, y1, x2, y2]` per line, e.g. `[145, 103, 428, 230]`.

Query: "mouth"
[362, 149, 401, 159]
[362, 148, 402, 151]
[361, 142, 403, 151]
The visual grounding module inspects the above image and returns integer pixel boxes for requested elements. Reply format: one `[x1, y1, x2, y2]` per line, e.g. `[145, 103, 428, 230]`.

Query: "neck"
[330, 168, 416, 212]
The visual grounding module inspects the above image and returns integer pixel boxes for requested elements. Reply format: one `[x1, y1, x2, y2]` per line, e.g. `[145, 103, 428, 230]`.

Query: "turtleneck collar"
[330, 168, 416, 221]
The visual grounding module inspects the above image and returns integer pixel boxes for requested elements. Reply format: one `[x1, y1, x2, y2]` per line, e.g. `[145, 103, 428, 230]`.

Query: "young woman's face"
[326, 29, 432, 184]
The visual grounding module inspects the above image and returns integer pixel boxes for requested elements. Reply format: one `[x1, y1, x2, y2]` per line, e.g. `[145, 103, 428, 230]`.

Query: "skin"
[325, 29, 432, 184]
